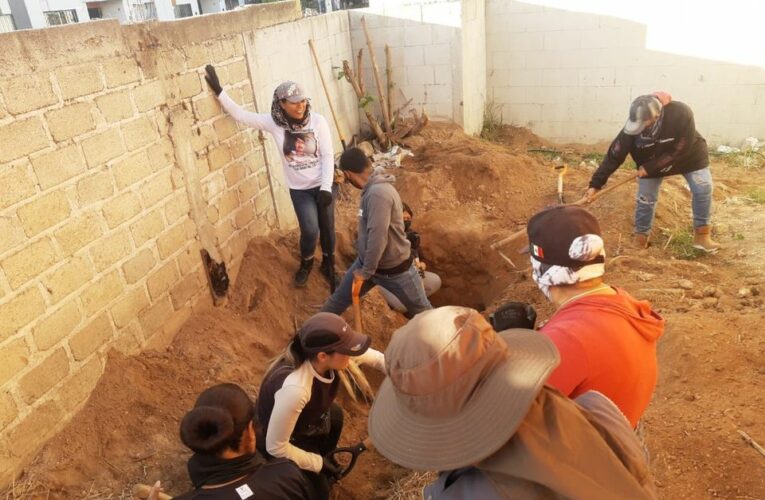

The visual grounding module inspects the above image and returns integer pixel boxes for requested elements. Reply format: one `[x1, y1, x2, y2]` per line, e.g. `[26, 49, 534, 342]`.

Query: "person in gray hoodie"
[320, 148, 432, 317]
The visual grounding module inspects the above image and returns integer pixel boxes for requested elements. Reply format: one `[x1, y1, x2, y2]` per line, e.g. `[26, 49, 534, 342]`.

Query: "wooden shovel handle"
[352, 276, 364, 332]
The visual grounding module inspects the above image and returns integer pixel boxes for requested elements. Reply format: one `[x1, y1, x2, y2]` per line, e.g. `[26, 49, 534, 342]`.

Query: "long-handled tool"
[330, 437, 374, 480]
[352, 276, 364, 332]
[335, 275, 374, 402]
[134, 482, 172, 500]
[553, 159, 568, 204]
[490, 173, 639, 254]
[308, 39, 347, 150]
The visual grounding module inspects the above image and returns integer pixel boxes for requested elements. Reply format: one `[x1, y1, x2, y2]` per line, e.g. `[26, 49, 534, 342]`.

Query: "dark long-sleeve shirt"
[590, 101, 709, 189]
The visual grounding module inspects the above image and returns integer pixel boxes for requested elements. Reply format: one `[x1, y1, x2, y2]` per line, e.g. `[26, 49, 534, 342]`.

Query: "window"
[88, 7, 103, 18]
[0, 14, 15, 32]
[224, 0, 239, 10]
[174, 3, 192, 17]
[131, 1, 157, 21]
[45, 9, 79, 26]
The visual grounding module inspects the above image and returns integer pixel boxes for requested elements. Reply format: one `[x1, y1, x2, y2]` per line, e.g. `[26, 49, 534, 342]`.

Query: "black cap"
[298, 312, 371, 356]
[526, 206, 604, 269]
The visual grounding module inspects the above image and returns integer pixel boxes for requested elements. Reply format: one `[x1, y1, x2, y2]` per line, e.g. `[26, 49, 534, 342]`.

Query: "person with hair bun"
[176, 383, 318, 499]
[256, 312, 385, 497]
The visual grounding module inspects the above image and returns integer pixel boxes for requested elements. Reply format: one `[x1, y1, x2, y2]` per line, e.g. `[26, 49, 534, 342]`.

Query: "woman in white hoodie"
[205, 65, 337, 287]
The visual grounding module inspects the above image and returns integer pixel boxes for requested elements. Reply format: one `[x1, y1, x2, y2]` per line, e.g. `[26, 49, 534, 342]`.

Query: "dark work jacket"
[590, 101, 708, 189]
[174, 458, 319, 500]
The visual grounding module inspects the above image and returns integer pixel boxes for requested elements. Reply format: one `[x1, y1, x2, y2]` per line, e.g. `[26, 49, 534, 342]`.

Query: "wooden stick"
[385, 44, 393, 127]
[361, 16, 392, 136]
[356, 48, 365, 95]
[491, 173, 639, 250]
[308, 39, 347, 150]
[342, 60, 388, 147]
[134, 483, 172, 500]
[738, 430, 765, 459]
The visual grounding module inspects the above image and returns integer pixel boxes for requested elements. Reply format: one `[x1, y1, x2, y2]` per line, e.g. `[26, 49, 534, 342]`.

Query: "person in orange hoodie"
[526, 205, 665, 428]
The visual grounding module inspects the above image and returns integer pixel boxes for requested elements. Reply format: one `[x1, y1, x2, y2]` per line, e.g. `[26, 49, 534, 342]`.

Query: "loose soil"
[8, 123, 765, 499]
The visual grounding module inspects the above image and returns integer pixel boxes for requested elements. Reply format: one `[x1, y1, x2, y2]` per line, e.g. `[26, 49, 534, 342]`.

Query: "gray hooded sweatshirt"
[357, 167, 411, 279]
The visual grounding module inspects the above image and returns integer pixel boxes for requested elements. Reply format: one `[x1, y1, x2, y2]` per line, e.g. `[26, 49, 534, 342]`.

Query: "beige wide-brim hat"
[368, 306, 559, 472]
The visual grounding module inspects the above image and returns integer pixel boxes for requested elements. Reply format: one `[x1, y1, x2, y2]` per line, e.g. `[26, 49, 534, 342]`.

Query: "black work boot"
[294, 258, 314, 288]
[319, 258, 341, 288]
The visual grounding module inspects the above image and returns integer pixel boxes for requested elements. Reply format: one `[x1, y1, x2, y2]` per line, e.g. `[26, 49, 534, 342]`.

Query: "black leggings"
[292, 403, 344, 500]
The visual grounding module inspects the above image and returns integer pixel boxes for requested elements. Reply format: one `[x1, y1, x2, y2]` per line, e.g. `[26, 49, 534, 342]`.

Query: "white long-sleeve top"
[218, 90, 335, 192]
[264, 349, 385, 473]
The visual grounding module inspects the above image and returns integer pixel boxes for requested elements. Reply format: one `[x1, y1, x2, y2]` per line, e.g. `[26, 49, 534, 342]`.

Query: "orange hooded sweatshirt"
[540, 287, 665, 427]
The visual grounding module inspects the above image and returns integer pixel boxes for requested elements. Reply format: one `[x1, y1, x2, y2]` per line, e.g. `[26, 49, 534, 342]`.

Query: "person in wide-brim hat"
[368, 306, 658, 499]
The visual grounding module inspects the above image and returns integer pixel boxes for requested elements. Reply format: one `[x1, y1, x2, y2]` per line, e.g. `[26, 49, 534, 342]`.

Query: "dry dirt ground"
[5, 123, 765, 499]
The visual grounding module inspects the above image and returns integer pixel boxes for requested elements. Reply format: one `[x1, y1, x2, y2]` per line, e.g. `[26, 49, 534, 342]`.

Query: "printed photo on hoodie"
[283, 130, 319, 171]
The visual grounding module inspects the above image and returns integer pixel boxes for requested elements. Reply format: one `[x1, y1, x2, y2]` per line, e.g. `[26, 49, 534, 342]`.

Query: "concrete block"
[43, 254, 93, 304]
[102, 192, 142, 229]
[218, 191, 239, 219]
[541, 68, 579, 87]
[103, 57, 141, 88]
[224, 162, 247, 188]
[157, 221, 192, 260]
[177, 72, 203, 100]
[33, 300, 82, 351]
[194, 95, 222, 121]
[0, 391, 17, 431]
[5, 400, 64, 463]
[122, 247, 157, 285]
[407, 66, 435, 85]
[129, 209, 164, 247]
[543, 30, 581, 51]
[147, 260, 180, 301]
[139, 171, 174, 208]
[490, 50, 525, 71]
[122, 117, 158, 152]
[69, 313, 113, 361]
[404, 25, 432, 47]
[504, 102, 543, 125]
[80, 271, 123, 316]
[0, 73, 58, 115]
[45, 103, 96, 142]
[0, 117, 51, 163]
[147, 138, 175, 171]
[76, 170, 114, 207]
[175, 240, 201, 276]
[423, 44, 451, 66]
[18, 348, 70, 405]
[233, 203, 255, 230]
[0, 337, 29, 386]
[164, 193, 190, 224]
[159, 48, 187, 76]
[208, 144, 232, 171]
[17, 190, 71, 238]
[31, 145, 87, 191]
[224, 60, 249, 85]
[57, 355, 102, 413]
[81, 128, 125, 168]
[111, 286, 150, 328]
[0, 287, 46, 342]
[579, 67, 616, 87]
[139, 295, 174, 339]
[182, 44, 208, 69]
[56, 63, 104, 100]
[112, 150, 153, 190]
[0, 216, 25, 256]
[89, 229, 132, 272]
[0, 163, 36, 211]
[213, 116, 239, 141]
[132, 81, 165, 113]
[95, 91, 135, 124]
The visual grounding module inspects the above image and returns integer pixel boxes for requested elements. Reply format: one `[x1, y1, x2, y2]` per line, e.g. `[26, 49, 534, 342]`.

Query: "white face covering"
[530, 234, 606, 301]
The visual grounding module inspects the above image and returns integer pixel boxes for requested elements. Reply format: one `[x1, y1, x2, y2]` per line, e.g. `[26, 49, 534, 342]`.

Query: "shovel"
[330, 437, 374, 480]
[553, 160, 568, 204]
[352, 275, 364, 332]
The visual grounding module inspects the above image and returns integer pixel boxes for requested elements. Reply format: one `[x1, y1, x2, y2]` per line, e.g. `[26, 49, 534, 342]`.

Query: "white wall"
[486, 0, 765, 145]
[39, 0, 90, 24]
[460, 0, 485, 135]
[350, 1, 462, 128]
[0, 0, 11, 13]
[200, 0, 224, 14]
[99, 0, 127, 21]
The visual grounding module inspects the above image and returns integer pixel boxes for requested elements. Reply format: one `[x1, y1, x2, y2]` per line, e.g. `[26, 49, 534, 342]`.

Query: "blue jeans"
[289, 185, 337, 260]
[634, 167, 713, 235]
[320, 258, 433, 317]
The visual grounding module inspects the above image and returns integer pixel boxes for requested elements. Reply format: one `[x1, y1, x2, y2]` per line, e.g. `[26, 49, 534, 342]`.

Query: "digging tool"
[490, 173, 639, 253]
[308, 39, 347, 151]
[134, 482, 172, 500]
[329, 437, 374, 480]
[553, 159, 568, 204]
[352, 275, 364, 332]
[361, 16, 393, 135]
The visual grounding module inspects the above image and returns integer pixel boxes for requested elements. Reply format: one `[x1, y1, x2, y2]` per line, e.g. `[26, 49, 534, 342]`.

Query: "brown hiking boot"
[633, 233, 650, 249]
[693, 225, 721, 253]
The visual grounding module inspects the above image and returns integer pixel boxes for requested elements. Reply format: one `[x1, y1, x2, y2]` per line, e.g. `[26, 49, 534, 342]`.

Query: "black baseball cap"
[526, 206, 604, 268]
[298, 312, 371, 356]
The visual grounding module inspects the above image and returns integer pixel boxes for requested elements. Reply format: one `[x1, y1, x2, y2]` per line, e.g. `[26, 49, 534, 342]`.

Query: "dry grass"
[2, 478, 133, 500]
[386, 471, 437, 500]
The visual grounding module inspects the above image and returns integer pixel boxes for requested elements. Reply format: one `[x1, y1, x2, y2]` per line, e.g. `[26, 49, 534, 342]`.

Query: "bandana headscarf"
[271, 90, 311, 131]
[531, 234, 606, 300]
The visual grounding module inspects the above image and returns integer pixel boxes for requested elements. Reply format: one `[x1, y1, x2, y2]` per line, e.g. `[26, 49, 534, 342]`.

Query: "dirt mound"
[10, 122, 765, 499]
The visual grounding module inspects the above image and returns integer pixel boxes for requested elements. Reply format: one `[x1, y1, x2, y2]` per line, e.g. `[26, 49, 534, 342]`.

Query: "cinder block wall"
[350, 2, 463, 129]
[0, 1, 359, 485]
[486, 0, 765, 144]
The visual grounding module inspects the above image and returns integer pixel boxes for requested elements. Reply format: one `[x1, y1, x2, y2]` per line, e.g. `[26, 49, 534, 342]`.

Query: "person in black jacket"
[175, 383, 320, 500]
[585, 92, 720, 252]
